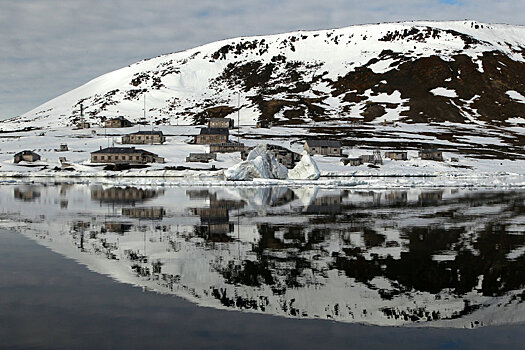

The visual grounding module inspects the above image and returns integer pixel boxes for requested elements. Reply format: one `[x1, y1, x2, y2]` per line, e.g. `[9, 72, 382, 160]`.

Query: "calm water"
[1, 183, 525, 349]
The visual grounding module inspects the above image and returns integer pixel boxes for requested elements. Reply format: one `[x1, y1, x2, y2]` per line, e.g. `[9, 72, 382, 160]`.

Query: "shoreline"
[1, 172, 525, 189]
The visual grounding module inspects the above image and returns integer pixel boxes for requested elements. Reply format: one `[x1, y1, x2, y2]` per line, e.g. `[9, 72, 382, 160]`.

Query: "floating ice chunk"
[224, 144, 288, 180]
[288, 152, 320, 180]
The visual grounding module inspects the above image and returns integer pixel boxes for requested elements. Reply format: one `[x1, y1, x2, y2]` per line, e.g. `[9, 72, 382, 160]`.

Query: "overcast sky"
[0, 0, 523, 120]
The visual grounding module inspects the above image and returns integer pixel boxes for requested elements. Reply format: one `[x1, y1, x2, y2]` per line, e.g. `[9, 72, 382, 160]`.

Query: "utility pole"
[151, 96, 154, 146]
[237, 93, 240, 144]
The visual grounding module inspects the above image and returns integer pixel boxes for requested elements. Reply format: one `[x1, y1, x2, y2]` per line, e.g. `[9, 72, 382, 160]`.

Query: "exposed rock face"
[288, 152, 321, 180]
[224, 144, 288, 180]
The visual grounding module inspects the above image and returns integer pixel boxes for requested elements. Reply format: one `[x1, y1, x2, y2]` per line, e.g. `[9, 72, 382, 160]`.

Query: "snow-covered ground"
[0, 124, 524, 188]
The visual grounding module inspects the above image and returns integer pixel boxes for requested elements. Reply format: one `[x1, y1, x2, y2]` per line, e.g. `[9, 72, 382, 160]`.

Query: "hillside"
[1, 20, 525, 160]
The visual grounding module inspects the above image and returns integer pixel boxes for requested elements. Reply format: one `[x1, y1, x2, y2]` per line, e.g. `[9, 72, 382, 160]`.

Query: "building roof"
[91, 147, 156, 155]
[305, 140, 341, 148]
[420, 148, 440, 153]
[130, 130, 164, 136]
[107, 116, 130, 121]
[15, 150, 40, 157]
[199, 128, 229, 135]
[209, 118, 232, 122]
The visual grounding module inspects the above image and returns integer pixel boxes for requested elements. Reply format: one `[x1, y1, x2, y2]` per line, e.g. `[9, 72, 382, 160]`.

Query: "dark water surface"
[1, 184, 525, 349]
[0, 229, 522, 350]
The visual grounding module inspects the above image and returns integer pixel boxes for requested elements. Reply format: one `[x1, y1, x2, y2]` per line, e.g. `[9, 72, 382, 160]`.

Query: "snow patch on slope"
[506, 90, 525, 103]
[430, 87, 458, 98]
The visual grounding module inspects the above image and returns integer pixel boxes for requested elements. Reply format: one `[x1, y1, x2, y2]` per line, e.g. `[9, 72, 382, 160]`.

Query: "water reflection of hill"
[2, 184, 525, 328]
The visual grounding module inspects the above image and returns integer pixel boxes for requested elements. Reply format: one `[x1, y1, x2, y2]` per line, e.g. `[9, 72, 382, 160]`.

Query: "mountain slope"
[3, 20, 523, 130]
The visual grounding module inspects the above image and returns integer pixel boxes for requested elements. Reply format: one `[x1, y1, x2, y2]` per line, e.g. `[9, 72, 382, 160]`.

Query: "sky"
[0, 0, 523, 120]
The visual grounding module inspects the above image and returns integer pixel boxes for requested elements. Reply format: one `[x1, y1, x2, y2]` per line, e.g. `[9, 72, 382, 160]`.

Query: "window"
[101, 156, 105, 160]
[93, 156, 98, 160]
[135, 156, 140, 160]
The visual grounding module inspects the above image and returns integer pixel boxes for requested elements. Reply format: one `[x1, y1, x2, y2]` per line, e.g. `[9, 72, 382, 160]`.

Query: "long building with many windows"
[90, 147, 164, 164]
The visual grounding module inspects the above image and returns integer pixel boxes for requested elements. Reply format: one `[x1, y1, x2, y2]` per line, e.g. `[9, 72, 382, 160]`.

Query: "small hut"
[341, 157, 362, 166]
[419, 149, 443, 161]
[104, 117, 132, 128]
[384, 151, 408, 161]
[209, 118, 234, 129]
[194, 128, 229, 144]
[304, 140, 342, 156]
[14, 150, 41, 163]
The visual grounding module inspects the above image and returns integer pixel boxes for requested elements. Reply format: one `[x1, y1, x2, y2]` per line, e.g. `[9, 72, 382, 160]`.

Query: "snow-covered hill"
[3, 20, 524, 131]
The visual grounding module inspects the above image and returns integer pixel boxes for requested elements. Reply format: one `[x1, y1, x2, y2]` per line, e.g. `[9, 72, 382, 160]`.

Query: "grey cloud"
[0, 0, 523, 119]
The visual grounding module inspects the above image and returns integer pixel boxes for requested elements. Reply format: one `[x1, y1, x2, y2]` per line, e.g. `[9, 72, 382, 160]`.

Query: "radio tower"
[373, 149, 383, 165]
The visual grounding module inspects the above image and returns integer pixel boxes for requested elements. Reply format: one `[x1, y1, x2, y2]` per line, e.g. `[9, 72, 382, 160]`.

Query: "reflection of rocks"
[14, 187, 41, 201]
[91, 186, 163, 205]
[122, 207, 165, 219]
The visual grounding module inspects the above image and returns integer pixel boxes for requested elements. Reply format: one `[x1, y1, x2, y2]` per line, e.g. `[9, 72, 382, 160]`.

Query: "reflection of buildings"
[14, 187, 41, 201]
[419, 191, 444, 205]
[384, 191, 408, 205]
[122, 207, 165, 219]
[91, 186, 163, 205]
[305, 194, 342, 213]
[191, 198, 244, 241]
[186, 189, 213, 200]
[102, 222, 133, 234]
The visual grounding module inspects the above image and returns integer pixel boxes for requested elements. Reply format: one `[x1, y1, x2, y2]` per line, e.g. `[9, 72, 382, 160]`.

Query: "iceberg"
[225, 145, 321, 181]
[224, 144, 288, 180]
[288, 152, 320, 180]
